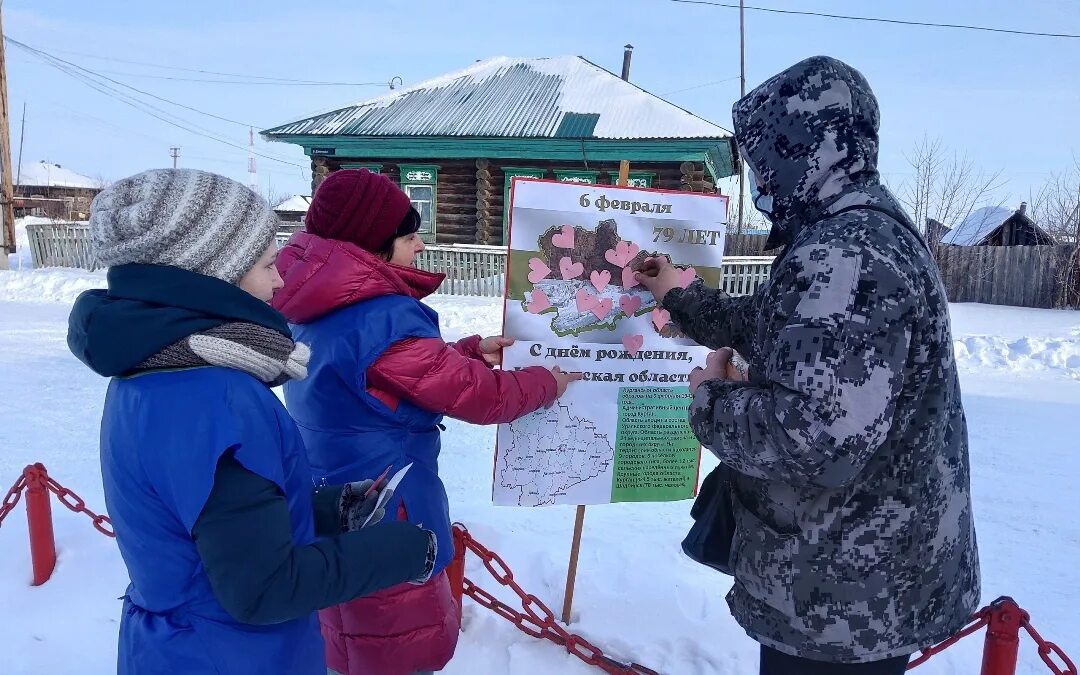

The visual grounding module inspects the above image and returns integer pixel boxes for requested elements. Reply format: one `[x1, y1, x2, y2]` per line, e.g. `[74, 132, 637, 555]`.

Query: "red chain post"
[981, 597, 1024, 675]
[447, 525, 467, 621]
[22, 463, 57, 586]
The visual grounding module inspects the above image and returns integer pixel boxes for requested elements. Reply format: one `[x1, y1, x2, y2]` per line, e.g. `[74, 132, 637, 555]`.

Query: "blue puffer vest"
[285, 296, 454, 574]
[102, 368, 325, 675]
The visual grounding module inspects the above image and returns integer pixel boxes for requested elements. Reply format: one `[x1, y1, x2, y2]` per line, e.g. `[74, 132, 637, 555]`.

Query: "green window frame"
[339, 162, 383, 173]
[398, 164, 439, 243]
[554, 169, 599, 184]
[626, 171, 656, 188]
[502, 167, 546, 240]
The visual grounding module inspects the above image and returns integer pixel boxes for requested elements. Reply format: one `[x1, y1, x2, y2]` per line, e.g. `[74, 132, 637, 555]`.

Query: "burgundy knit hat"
[305, 169, 413, 252]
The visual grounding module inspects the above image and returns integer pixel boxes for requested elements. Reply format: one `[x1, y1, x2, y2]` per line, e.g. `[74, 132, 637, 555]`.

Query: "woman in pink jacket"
[273, 169, 579, 675]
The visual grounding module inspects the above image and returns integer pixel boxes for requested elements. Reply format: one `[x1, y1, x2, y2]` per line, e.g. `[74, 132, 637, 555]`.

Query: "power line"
[7, 38, 256, 127]
[22, 43, 390, 86]
[664, 75, 741, 95]
[87, 69, 388, 86]
[8, 41, 303, 167]
[668, 0, 1080, 39]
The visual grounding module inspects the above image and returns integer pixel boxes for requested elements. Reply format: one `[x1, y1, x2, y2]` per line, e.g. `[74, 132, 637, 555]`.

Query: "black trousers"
[760, 646, 910, 675]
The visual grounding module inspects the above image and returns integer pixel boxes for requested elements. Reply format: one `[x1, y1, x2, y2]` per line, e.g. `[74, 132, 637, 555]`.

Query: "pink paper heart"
[678, 266, 697, 288]
[551, 225, 575, 249]
[559, 256, 584, 280]
[622, 334, 644, 357]
[575, 288, 600, 312]
[651, 307, 671, 331]
[527, 258, 552, 284]
[526, 290, 552, 314]
[604, 240, 641, 268]
[591, 297, 614, 320]
[621, 266, 639, 289]
[620, 295, 643, 316]
[590, 269, 611, 293]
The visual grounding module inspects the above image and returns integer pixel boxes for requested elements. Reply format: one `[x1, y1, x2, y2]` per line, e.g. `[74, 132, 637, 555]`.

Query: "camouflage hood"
[733, 56, 881, 249]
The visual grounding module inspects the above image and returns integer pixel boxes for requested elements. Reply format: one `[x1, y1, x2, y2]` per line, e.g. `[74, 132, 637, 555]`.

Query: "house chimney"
[1019, 201, 1028, 216]
[621, 44, 634, 81]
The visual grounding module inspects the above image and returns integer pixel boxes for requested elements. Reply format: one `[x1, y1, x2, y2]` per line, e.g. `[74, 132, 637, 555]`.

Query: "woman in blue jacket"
[67, 168, 435, 675]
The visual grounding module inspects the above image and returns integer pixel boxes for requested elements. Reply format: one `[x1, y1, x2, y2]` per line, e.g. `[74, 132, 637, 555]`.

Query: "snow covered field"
[0, 268, 1077, 675]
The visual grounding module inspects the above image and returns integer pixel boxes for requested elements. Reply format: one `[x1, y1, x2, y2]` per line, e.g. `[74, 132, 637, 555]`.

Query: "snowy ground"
[0, 268, 1077, 675]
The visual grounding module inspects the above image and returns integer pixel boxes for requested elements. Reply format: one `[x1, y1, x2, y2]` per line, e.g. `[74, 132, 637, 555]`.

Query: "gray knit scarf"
[134, 322, 310, 386]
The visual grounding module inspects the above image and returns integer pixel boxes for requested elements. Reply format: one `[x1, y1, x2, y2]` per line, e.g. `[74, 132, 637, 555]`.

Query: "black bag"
[681, 462, 737, 575]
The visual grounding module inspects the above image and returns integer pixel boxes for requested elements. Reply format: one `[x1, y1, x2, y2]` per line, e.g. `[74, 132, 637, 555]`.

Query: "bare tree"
[1028, 160, 1080, 307]
[1028, 161, 1080, 244]
[266, 186, 292, 208]
[898, 136, 1006, 248]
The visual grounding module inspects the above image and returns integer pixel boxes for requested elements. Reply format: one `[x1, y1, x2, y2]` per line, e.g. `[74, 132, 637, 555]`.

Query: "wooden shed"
[261, 55, 737, 247]
[940, 204, 1055, 247]
[14, 161, 102, 221]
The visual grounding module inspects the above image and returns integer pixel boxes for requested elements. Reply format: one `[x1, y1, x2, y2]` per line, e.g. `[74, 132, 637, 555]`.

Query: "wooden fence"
[25, 221, 775, 299]
[25, 222, 97, 270]
[724, 233, 775, 257]
[934, 244, 1079, 309]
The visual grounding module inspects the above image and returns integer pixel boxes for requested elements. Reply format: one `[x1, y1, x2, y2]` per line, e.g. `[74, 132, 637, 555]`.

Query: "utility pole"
[736, 0, 746, 235]
[247, 127, 257, 190]
[170, 146, 180, 169]
[0, 2, 16, 268]
[16, 101, 24, 185]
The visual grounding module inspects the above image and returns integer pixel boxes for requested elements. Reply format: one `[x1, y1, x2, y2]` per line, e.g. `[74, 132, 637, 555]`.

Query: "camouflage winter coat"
[665, 56, 980, 663]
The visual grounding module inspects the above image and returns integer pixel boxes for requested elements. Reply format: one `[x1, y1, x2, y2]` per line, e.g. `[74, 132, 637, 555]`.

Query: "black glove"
[409, 529, 438, 585]
[338, 480, 393, 532]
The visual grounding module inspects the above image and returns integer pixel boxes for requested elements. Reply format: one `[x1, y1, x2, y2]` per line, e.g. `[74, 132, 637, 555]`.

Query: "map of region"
[499, 402, 614, 506]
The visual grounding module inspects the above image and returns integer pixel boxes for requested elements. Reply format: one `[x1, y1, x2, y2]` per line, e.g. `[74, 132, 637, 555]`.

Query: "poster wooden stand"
[560, 160, 632, 625]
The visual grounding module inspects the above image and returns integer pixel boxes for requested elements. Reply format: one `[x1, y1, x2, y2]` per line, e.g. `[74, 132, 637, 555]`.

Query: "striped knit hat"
[89, 169, 281, 283]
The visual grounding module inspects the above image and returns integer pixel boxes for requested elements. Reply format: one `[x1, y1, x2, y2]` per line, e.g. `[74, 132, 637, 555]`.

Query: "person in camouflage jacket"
[637, 56, 980, 672]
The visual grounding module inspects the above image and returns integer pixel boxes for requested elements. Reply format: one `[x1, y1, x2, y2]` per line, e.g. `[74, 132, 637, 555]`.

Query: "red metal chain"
[455, 524, 658, 675]
[1022, 616, 1078, 675]
[45, 477, 115, 537]
[907, 608, 991, 669]
[0, 474, 27, 526]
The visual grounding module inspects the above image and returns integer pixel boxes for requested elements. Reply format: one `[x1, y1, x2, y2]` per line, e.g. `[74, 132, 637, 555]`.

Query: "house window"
[340, 163, 383, 173]
[554, 170, 599, 184]
[502, 167, 546, 241]
[398, 165, 439, 243]
[626, 172, 656, 188]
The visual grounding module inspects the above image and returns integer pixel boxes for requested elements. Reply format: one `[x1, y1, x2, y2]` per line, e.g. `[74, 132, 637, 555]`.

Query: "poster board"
[493, 179, 728, 507]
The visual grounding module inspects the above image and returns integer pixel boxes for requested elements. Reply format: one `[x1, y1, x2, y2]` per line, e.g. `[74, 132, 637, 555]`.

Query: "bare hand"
[478, 336, 514, 366]
[634, 256, 683, 303]
[548, 365, 584, 405]
[688, 348, 745, 394]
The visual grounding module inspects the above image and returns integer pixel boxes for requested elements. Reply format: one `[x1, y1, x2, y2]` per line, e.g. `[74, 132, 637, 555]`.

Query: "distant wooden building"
[273, 195, 311, 224]
[14, 161, 102, 221]
[262, 55, 737, 247]
[940, 204, 1054, 247]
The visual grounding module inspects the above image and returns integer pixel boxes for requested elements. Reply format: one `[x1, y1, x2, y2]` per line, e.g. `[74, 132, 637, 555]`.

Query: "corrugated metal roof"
[263, 56, 731, 140]
[940, 206, 1014, 246]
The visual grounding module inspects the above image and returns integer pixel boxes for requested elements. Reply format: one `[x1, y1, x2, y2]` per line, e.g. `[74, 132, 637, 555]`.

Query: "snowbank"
[0, 268, 104, 303]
